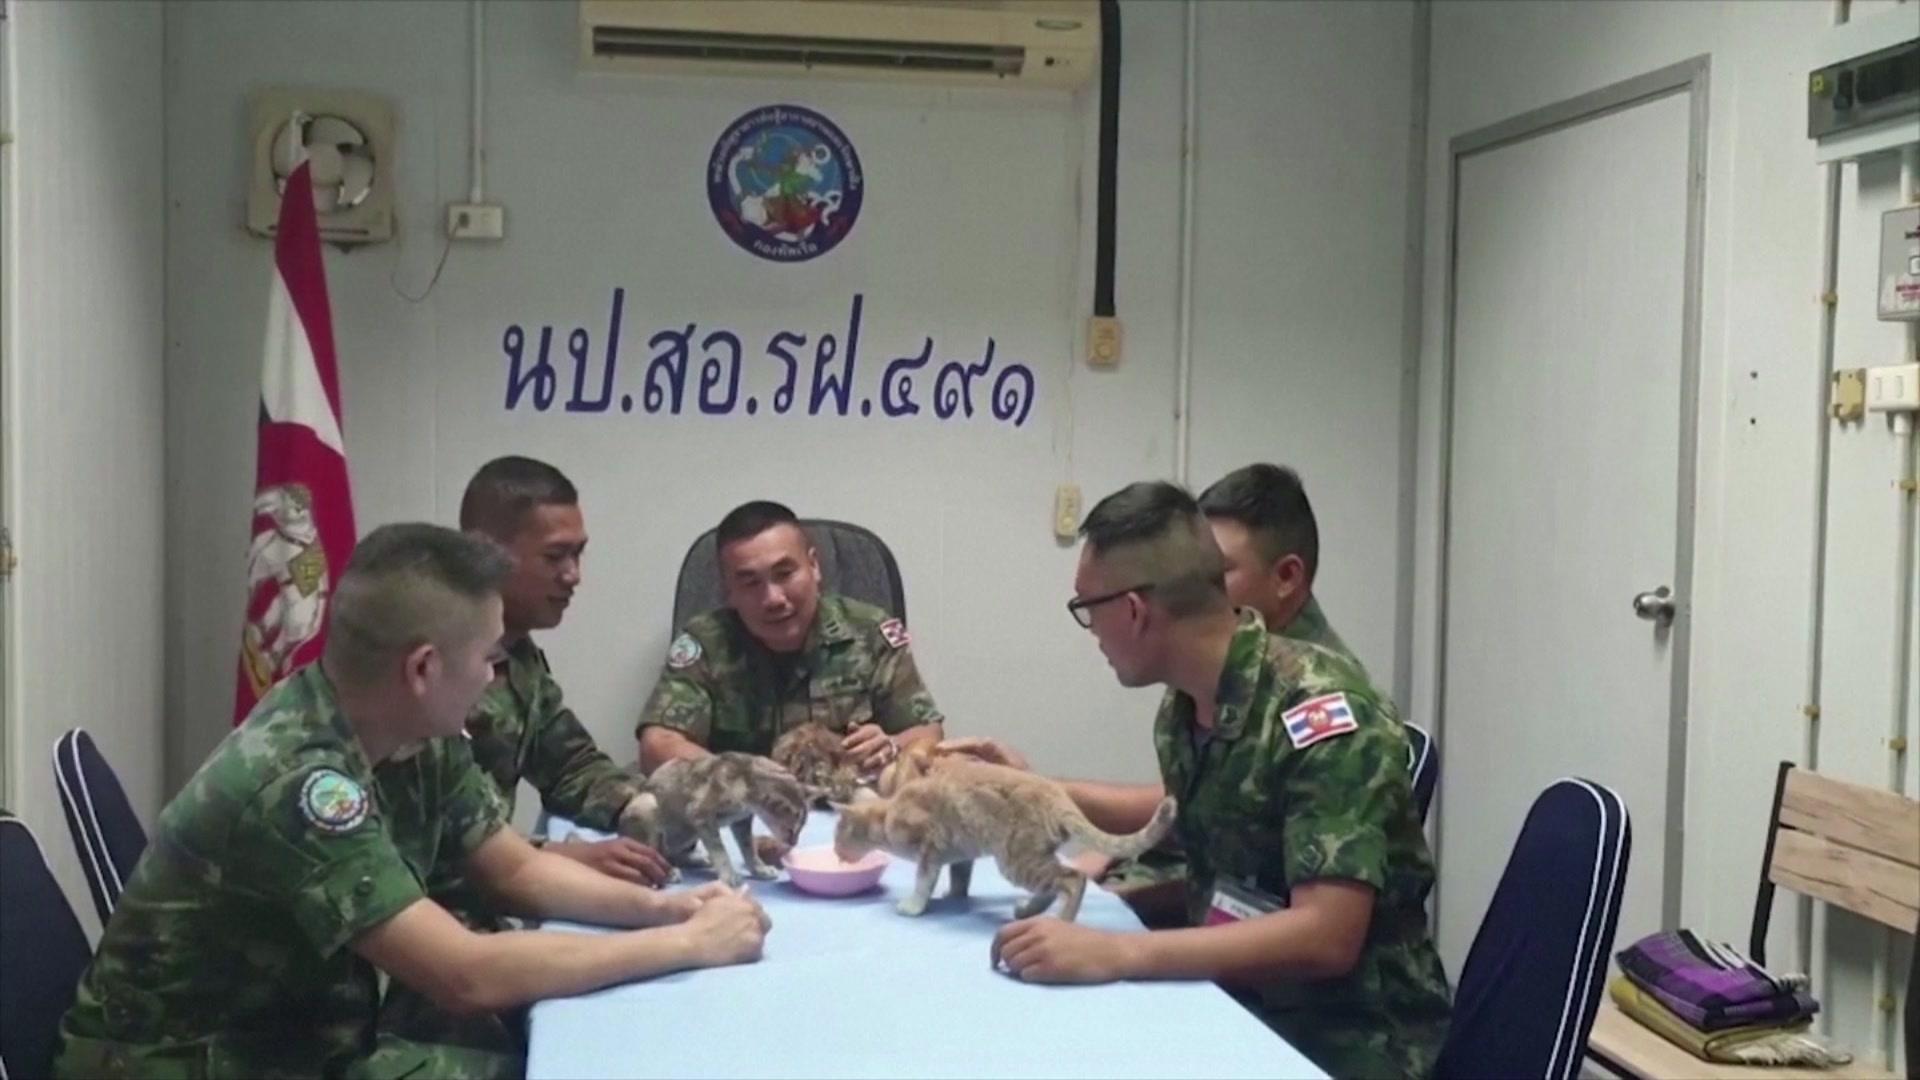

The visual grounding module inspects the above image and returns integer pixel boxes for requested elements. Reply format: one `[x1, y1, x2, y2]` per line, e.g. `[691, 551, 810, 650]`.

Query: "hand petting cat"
[546, 837, 674, 887]
[992, 917, 1137, 984]
[935, 736, 1032, 772]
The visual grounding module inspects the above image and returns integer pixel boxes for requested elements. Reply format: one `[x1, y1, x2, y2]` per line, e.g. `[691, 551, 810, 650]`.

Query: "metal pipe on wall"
[1805, 0, 1850, 1015]
[1172, 0, 1197, 485]
[1872, 141, 1920, 1072]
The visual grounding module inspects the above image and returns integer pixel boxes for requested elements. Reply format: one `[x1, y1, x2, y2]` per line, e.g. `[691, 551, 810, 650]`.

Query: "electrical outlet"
[1865, 362, 1920, 413]
[447, 203, 505, 241]
[1053, 484, 1082, 541]
[1087, 316, 1123, 368]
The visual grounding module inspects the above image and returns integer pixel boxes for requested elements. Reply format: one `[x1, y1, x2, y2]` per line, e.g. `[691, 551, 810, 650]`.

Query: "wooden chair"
[1586, 763, 1917, 1079]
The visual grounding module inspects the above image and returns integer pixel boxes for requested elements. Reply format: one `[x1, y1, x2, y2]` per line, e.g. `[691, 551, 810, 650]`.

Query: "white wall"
[162, 2, 1418, 801]
[1413, 0, 1917, 1066]
[5, 0, 167, 940]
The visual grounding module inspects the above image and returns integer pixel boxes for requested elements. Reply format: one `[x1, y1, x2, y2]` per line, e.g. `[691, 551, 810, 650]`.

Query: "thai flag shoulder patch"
[1282, 692, 1359, 750]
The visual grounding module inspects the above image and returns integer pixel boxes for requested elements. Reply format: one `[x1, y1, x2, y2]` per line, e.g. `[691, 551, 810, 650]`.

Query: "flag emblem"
[1282, 693, 1358, 749]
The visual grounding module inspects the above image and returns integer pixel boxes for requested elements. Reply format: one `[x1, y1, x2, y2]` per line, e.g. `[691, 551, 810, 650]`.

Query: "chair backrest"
[669, 519, 907, 632]
[1405, 722, 1438, 825]
[0, 813, 94, 1080]
[1436, 778, 1631, 1080]
[53, 729, 149, 926]
[1748, 762, 1920, 965]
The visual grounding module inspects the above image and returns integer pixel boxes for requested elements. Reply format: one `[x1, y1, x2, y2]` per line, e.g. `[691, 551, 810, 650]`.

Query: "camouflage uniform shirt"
[1103, 595, 1364, 893]
[1286, 595, 1364, 676]
[637, 593, 942, 757]
[1154, 611, 1451, 1080]
[464, 635, 643, 830]
[56, 665, 508, 1078]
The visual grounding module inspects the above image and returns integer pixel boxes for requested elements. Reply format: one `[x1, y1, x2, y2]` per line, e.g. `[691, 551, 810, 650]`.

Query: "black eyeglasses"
[1066, 583, 1156, 628]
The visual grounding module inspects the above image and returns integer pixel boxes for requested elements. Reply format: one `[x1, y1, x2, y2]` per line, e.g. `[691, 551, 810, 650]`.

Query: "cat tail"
[1064, 796, 1178, 858]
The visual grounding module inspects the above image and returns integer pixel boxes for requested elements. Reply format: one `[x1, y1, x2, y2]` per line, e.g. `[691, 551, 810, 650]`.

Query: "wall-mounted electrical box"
[1808, 9, 1919, 164]
[1881, 206, 1920, 322]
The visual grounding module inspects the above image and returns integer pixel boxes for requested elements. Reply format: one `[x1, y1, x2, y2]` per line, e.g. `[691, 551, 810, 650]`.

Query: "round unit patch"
[300, 769, 369, 834]
[666, 633, 704, 670]
[707, 104, 863, 263]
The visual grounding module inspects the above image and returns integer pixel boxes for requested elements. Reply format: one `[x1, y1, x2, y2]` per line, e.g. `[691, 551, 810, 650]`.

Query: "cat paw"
[895, 897, 929, 917]
[682, 848, 712, 869]
[749, 864, 780, 881]
[665, 867, 683, 884]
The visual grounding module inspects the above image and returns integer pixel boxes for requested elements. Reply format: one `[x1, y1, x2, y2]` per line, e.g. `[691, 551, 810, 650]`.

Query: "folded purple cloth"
[1616, 930, 1819, 1032]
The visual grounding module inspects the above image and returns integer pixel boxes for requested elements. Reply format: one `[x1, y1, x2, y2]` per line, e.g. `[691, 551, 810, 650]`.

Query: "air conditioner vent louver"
[580, 0, 1097, 91]
[593, 28, 1025, 76]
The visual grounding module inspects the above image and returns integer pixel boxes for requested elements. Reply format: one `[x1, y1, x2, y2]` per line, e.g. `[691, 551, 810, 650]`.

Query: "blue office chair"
[670, 518, 907, 632]
[0, 812, 94, 1080]
[1405, 722, 1439, 824]
[1435, 778, 1631, 1080]
[54, 729, 149, 926]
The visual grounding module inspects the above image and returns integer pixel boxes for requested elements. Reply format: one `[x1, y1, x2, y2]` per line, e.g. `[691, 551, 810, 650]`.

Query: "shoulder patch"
[666, 633, 703, 670]
[878, 618, 910, 650]
[1282, 692, 1359, 750]
[300, 769, 370, 833]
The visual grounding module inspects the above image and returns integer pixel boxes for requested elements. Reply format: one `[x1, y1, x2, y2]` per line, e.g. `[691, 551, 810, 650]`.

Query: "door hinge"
[0, 528, 15, 580]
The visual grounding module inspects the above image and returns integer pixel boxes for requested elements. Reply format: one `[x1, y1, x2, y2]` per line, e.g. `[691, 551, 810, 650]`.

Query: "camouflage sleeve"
[522, 668, 644, 831]
[869, 636, 944, 735]
[1278, 695, 1411, 892]
[436, 736, 511, 860]
[636, 640, 717, 747]
[237, 767, 426, 956]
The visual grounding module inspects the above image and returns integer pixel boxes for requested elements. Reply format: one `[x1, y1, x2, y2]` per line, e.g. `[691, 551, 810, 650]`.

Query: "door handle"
[1632, 585, 1676, 625]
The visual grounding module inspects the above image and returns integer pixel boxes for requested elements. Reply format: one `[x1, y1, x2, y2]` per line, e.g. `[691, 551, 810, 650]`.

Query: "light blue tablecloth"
[527, 813, 1325, 1079]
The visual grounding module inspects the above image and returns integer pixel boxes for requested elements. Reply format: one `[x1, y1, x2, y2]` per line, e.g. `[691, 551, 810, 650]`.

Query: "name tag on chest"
[1205, 878, 1287, 926]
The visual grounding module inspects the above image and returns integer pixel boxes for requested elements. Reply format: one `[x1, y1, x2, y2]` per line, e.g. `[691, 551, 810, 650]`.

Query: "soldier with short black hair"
[947, 482, 1451, 1080]
[636, 500, 945, 782]
[56, 523, 768, 1079]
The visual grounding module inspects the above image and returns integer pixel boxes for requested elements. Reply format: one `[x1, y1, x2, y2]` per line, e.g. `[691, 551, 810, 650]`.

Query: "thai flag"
[1283, 693, 1357, 749]
[233, 149, 357, 724]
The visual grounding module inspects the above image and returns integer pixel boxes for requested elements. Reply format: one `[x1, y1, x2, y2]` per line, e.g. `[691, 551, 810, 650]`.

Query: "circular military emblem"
[300, 769, 369, 834]
[707, 104, 863, 263]
[666, 633, 703, 670]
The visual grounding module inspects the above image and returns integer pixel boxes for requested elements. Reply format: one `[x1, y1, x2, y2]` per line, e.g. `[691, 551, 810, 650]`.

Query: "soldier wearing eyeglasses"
[946, 482, 1450, 1080]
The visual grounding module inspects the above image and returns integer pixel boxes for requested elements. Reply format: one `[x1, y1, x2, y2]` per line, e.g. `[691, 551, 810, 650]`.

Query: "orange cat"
[835, 755, 1176, 922]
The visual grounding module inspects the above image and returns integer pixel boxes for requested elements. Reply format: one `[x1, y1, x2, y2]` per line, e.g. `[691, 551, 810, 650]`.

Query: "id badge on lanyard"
[1186, 725, 1289, 928]
[1205, 877, 1288, 926]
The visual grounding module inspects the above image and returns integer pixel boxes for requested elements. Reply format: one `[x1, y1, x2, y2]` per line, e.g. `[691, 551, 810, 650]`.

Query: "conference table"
[527, 812, 1326, 1079]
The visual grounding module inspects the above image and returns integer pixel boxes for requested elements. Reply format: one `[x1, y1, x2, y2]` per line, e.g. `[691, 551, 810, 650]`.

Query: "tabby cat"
[771, 722, 863, 805]
[622, 753, 813, 887]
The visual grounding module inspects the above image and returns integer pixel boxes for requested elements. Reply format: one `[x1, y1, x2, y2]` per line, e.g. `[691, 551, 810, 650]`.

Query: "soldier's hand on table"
[840, 724, 896, 772]
[678, 887, 770, 967]
[992, 917, 1135, 984]
[936, 736, 1031, 772]
[548, 837, 674, 886]
[654, 880, 736, 922]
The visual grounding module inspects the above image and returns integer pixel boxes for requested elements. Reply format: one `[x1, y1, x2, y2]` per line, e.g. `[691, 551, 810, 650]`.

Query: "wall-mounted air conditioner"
[579, 0, 1098, 90]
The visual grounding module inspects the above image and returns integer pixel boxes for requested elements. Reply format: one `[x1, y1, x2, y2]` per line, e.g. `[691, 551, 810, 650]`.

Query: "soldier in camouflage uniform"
[970, 483, 1451, 1080]
[56, 524, 767, 1080]
[1099, 463, 1370, 904]
[637, 500, 944, 778]
[376, 458, 672, 1060]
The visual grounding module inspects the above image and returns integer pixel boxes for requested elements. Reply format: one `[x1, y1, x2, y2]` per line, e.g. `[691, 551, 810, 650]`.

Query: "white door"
[1437, 81, 1699, 975]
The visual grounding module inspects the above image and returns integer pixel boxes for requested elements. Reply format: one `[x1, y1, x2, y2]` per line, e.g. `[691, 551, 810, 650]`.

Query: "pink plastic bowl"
[783, 846, 889, 897]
